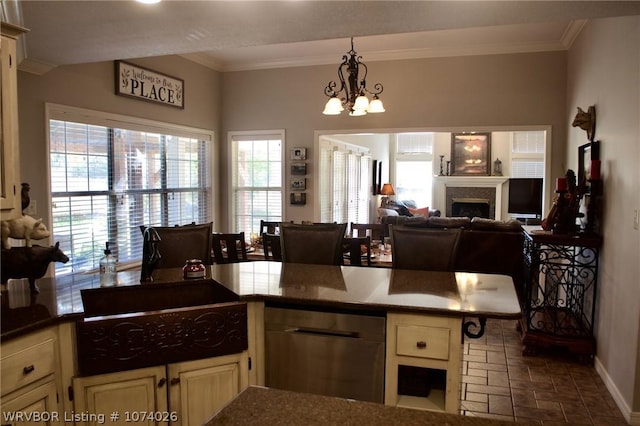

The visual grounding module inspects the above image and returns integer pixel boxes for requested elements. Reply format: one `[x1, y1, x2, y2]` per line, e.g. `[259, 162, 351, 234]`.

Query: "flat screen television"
[508, 178, 543, 217]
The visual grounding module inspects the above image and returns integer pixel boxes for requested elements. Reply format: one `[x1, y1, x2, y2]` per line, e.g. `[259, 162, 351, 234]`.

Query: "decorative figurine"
[1, 242, 69, 293]
[542, 169, 583, 234]
[1, 216, 51, 249]
[572, 105, 596, 141]
[21, 182, 31, 213]
[493, 158, 503, 176]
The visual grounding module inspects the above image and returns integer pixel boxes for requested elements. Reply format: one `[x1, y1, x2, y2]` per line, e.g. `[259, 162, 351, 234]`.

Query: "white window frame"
[228, 130, 285, 234]
[45, 103, 215, 274]
[391, 133, 435, 208]
[318, 137, 371, 224]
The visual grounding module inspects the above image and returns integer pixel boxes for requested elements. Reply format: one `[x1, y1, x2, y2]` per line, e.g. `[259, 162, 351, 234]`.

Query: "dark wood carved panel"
[76, 302, 247, 376]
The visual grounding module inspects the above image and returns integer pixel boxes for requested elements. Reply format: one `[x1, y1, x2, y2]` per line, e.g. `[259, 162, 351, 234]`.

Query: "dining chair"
[390, 225, 462, 271]
[350, 222, 388, 241]
[259, 220, 281, 235]
[262, 233, 282, 261]
[280, 222, 347, 265]
[343, 236, 372, 267]
[139, 222, 213, 268]
[211, 232, 248, 264]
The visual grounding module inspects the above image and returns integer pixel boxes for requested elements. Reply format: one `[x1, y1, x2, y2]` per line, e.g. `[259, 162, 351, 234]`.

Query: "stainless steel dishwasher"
[264, 306, 386, 403]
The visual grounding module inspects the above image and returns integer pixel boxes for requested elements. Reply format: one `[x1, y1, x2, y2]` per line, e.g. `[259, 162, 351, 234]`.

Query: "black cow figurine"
[1, 242, 69, 293]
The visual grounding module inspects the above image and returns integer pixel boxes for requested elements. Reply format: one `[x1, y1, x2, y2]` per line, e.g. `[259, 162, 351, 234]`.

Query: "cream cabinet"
[72, 352, 249, 426]
[167, 353, 249, 426]
[0, 22, 28, 219]
[385, 313, 462, 414]
[0, 327, 62, 426]
[72, 366, 168, 426]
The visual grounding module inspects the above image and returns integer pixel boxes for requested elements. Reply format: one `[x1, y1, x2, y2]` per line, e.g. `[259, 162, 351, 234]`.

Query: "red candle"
[590, 160, 601, 180]
[556, 177, 567, 192]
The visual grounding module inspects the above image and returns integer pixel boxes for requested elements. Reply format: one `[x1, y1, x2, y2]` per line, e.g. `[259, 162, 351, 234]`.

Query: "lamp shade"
[367, 97, 385, 113]
[354, 94, 370, 111]
[323, 97, 344, 115]
[380, 183, 395, 196]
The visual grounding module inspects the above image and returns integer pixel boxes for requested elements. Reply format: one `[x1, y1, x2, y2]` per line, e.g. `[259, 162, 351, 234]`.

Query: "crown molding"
[18, 57, 56, 75]
[561, 19, 588, 49]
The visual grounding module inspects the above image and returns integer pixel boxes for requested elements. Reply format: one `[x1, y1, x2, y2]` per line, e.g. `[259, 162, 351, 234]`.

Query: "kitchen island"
[206, 261, 521, 413]
[206, 386, 537, 426]
[1, 262, 521, 416]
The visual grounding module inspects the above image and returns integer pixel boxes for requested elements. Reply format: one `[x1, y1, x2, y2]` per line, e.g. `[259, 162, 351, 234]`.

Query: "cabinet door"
[72, 366, 167, 426]
[0, 24, 26, 216]
[167, 353, 248, 426]
[1, 380, 60, 426]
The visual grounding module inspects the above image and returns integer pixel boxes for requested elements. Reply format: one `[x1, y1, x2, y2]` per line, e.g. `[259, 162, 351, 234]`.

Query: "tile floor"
[459, 318, 628, 425]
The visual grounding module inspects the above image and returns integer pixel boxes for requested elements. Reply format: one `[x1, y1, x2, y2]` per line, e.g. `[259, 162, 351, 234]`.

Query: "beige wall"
[567, 15, 640, 418]
[17, 55, 222, 228]
[13, 14, 640, 420]
[221, 51, 567, 227]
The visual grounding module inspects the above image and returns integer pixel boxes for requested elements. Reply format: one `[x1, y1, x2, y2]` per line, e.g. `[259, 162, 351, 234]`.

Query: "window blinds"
[319, 140, 371, 224]
[49, 110, 212, 276]
[231, 133, 283, 235]
[511, 131, 545, 178]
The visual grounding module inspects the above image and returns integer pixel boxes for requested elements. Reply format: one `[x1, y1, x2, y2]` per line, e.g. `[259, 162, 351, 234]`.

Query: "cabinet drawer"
[1, 339, 56, 396]
[395, 325, 450, 360]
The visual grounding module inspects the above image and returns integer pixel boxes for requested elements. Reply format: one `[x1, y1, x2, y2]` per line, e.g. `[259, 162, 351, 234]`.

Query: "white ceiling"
[13, 1, 640, 74]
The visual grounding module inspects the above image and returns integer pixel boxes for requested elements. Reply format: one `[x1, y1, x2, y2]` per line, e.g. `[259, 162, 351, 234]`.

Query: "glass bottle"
[99, 242, 117, 286]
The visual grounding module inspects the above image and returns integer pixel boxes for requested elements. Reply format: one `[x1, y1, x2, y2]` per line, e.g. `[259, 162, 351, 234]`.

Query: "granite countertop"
[1, 262, 521, 340]
[206, 386, 536, 426]
[210, 262, 522, 318]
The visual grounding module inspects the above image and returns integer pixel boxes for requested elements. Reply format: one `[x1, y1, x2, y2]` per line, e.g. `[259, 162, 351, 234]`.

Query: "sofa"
[380, 215, 525, 304]
[378, 200, 441, 219]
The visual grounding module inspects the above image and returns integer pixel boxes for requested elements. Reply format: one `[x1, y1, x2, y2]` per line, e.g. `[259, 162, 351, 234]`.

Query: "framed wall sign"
[290, 178, 306, 191]
[291, 148, 307, 160]
[451, 133, 491, 176]
[291, 162, 307, 175]
[115, 60, 184, 109]
[290, 193, 307, 205]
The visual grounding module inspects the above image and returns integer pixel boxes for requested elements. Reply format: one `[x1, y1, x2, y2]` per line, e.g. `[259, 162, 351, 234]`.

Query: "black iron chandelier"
[322, 38, 385, 116]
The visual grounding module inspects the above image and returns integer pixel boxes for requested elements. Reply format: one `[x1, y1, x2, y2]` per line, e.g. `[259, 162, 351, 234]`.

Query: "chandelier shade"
[322, 38, 385, 116]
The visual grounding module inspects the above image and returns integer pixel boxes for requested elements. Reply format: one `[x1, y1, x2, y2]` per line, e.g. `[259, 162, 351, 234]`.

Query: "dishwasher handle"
[286, 327, 360, 339]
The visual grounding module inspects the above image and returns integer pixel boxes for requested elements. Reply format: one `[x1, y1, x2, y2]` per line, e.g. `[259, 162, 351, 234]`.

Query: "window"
[230, 131, 284, 235]
[510, 131, 545, 178]
[393, 133, 434, 207]
[48, 105, 212, 276]
[319, 139, 371, 224]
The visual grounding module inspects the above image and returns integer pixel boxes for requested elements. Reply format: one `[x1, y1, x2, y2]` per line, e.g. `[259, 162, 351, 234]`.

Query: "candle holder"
[446, 161, 451, 176]
[439, 155, 445, 176]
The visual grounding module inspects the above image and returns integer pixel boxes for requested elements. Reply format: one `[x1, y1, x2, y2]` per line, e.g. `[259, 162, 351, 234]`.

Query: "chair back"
[262, 233, 282, 261]
[139, 222, 213, 268]
[259, 220, 281, 235]
[390, 225, 462, 271]
[343, 236, 372, 267]
[280, 222, 347, 265]
[350, 222, 388, 241]
[211, 232, 248, 264]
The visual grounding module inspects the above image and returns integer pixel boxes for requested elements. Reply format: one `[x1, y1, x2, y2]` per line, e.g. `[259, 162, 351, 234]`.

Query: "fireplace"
[452, 198, 491, 219]
[433, 176, 508, 220]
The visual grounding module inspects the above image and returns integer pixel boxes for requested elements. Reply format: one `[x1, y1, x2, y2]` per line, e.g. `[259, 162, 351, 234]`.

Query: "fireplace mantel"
[434, 176, 509, 187]
[433, 176, 509, 220]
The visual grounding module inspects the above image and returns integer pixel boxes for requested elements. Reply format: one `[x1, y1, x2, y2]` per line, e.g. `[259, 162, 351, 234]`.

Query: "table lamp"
[380, 183, 395, 207]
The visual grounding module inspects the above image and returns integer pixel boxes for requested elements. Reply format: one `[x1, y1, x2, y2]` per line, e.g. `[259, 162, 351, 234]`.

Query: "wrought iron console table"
[520, 227, 602, 362]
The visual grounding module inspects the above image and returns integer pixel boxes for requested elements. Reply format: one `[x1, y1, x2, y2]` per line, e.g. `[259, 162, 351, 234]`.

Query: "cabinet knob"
[416, 341, 427, 349]
[170, 378, 181, 386]
[23, 365, 35, 375]
[157, 378, 166, 388]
